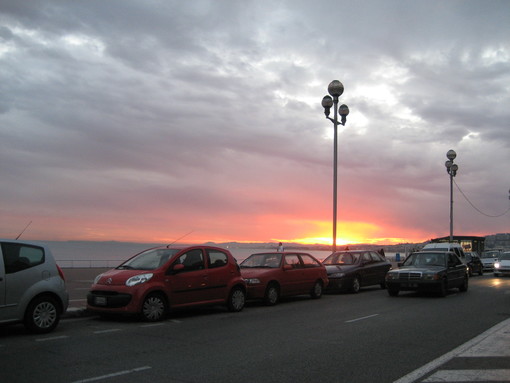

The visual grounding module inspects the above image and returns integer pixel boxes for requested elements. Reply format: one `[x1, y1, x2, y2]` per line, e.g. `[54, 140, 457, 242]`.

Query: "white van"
[422, 243, 466, 260]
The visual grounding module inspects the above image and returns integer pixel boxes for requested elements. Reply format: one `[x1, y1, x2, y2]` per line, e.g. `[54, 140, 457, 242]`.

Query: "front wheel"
[459, 275, 468, 292]
[351, 277, 361, 294]
[227, 287, 246, 312]
[141, 293, 168, 322]
[310, 280, 323, 299]
[264, 284, 280, 306]
[24, 296, 61, 334]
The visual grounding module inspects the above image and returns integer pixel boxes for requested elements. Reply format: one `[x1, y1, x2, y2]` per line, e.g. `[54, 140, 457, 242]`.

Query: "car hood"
[240, 268, 278, 279]
[94, 269, 153, 286]
[324, 265, 357, 275]
[389, 265, 446, 274]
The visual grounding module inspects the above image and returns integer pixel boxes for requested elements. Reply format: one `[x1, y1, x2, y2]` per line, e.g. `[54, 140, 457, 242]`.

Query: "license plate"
[95, 296, 107, 306]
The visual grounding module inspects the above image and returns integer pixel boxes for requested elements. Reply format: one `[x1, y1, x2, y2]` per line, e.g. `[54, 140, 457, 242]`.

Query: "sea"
[39, 240, 400, 268]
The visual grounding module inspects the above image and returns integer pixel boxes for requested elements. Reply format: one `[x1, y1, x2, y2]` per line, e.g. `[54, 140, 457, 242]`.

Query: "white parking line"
[140, 323, 166, 328]
[36, 335, 69, 342]
[93, 328, 122, 334]
[345, 314, 379, 323]
[70, 366, 151, 383]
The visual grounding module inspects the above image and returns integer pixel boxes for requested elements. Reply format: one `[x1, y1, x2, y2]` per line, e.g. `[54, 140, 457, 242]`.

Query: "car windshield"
[118, 248, 179, 270]
[240, 253, 282, 268]
[322, 252, 360, 265]
[403, 252, 446, 267]
[482, 252, 499, 259]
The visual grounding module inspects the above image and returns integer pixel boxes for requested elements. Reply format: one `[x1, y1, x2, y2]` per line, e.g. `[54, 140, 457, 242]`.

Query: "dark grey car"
[323, 250, 391, 293]
[385, 251, 468, 297]
[0, 240, 69, 333]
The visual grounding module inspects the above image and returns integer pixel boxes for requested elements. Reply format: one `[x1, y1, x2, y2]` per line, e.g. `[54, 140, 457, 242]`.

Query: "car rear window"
[1, 242, 45, 274]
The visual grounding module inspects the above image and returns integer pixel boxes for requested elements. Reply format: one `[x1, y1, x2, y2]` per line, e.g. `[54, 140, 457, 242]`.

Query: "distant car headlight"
[245, 278, 261, 285]
[329, 272, 345, 278]
[126, 273, 153, 286]
[94, 274, 103, 284]
[494, 262, 501, 269]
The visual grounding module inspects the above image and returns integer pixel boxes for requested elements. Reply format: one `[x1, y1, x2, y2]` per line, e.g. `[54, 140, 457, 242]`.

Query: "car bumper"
[87, 285, 142, 314]
[245, 284, 267, 299]
[386, 280, 442, 292]
[494, 268, 510, 276]
[324, 277, 351, 292]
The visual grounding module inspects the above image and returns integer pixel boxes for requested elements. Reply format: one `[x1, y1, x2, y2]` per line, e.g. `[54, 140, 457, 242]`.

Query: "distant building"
[430, 236, 485, 254]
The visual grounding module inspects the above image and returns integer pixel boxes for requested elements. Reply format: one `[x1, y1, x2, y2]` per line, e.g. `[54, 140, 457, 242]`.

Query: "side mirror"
[168, 263, 185, 275]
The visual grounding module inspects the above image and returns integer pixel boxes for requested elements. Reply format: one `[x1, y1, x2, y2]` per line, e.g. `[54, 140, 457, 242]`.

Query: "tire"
[310, 280, 323, 299]
[380, 281, 387, 289]
[227, 287, 246, 312]
[264, 283, 280, 306]
[388, 287, 399, 297]
[439, 280, 448, 297]
[351, 277, 361, 294]
[24, 295, 61, 334]
[459, 275, 468, 292]
[141, 293, 168, 322]
[478, 268, 483, 276]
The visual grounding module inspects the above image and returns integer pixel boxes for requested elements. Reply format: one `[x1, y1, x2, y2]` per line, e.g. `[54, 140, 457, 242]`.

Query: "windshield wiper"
[117, 265, 134, 270]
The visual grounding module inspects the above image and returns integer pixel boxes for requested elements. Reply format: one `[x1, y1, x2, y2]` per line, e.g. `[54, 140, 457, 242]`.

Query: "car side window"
[370, 252, 384, 262]
[284, 254, 302, 269]
[175, 249, 204, 272]
[448, 253, 461, 267]
[300, 254, 320, 268]
[1, 243, 45, 274]
[207, 249, 228, 269]
[362, 252, 372, 263]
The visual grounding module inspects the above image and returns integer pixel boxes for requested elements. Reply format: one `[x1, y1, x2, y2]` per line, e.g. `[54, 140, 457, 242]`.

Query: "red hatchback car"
[240, 252, 328, 305]
[87, 245, 246, 321]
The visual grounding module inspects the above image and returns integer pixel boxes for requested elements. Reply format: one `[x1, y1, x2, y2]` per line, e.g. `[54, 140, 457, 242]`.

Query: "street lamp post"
[445, 150, 459, 242]
[321, 80, 349, 253]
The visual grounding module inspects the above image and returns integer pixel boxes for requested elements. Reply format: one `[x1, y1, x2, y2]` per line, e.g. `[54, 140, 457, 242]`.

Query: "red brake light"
[57, 265, 66, 281]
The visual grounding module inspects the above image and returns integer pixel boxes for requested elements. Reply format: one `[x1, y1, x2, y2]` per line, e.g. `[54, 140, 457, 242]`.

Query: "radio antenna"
[167, 230, 194, 247]
[15, 221, 32, 240]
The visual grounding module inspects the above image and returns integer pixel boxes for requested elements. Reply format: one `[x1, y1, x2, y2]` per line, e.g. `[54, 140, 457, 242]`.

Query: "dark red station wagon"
[87, 245, 247, 321]
[240, 252, 328, 305]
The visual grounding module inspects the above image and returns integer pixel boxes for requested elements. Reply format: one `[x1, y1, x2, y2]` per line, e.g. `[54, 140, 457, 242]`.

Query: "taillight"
[57, 265, 66, 281]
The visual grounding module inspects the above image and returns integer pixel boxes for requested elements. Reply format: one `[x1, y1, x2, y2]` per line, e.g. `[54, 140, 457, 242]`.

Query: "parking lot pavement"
[394, 316, 510, 383]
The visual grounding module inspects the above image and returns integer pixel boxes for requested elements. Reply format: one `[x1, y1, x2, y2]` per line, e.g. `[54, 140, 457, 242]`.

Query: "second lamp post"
[445, 149, 459, 242]
[322, 80, 349, 253]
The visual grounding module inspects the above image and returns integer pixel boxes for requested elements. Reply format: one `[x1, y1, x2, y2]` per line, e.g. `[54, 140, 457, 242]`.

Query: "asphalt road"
[1, 274, 509, 383]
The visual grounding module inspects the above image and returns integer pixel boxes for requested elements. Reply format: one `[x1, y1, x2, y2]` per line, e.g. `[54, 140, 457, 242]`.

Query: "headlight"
[423, 273, 438, 280]
[329, 272, 345, 278]
[93, 274, 103, 284]
[244, 278, 261, 284]
[494, 262, 501, 269]
[386, 273, 397, 280]
[126, 273, 153, 286]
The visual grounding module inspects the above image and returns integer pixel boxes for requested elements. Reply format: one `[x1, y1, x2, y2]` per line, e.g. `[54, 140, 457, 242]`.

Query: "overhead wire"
[453, 179, 510, 218]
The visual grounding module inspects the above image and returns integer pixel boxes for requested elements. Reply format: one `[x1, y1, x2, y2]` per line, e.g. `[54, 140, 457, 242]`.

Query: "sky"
[1, 0, 509, 246]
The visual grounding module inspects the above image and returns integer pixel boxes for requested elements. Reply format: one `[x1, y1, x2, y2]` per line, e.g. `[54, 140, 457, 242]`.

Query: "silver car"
[0, 239, 69, 333]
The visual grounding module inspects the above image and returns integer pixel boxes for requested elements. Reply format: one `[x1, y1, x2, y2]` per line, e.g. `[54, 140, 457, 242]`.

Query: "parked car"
[465, 252, 483, 276]
[322, 250, 391, 293]
[422, 242, 466, 259]
[0, 239, 69, 333]
[494, 252, 510, 277]
[385, 251, 468, 297]
[87, 245, 246, 321]
[240, 252, 328, 305]
[481, 250, 500, 271]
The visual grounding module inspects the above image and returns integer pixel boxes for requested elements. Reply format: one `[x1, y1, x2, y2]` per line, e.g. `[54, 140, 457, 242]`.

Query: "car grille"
[398, 272, 422, 280]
